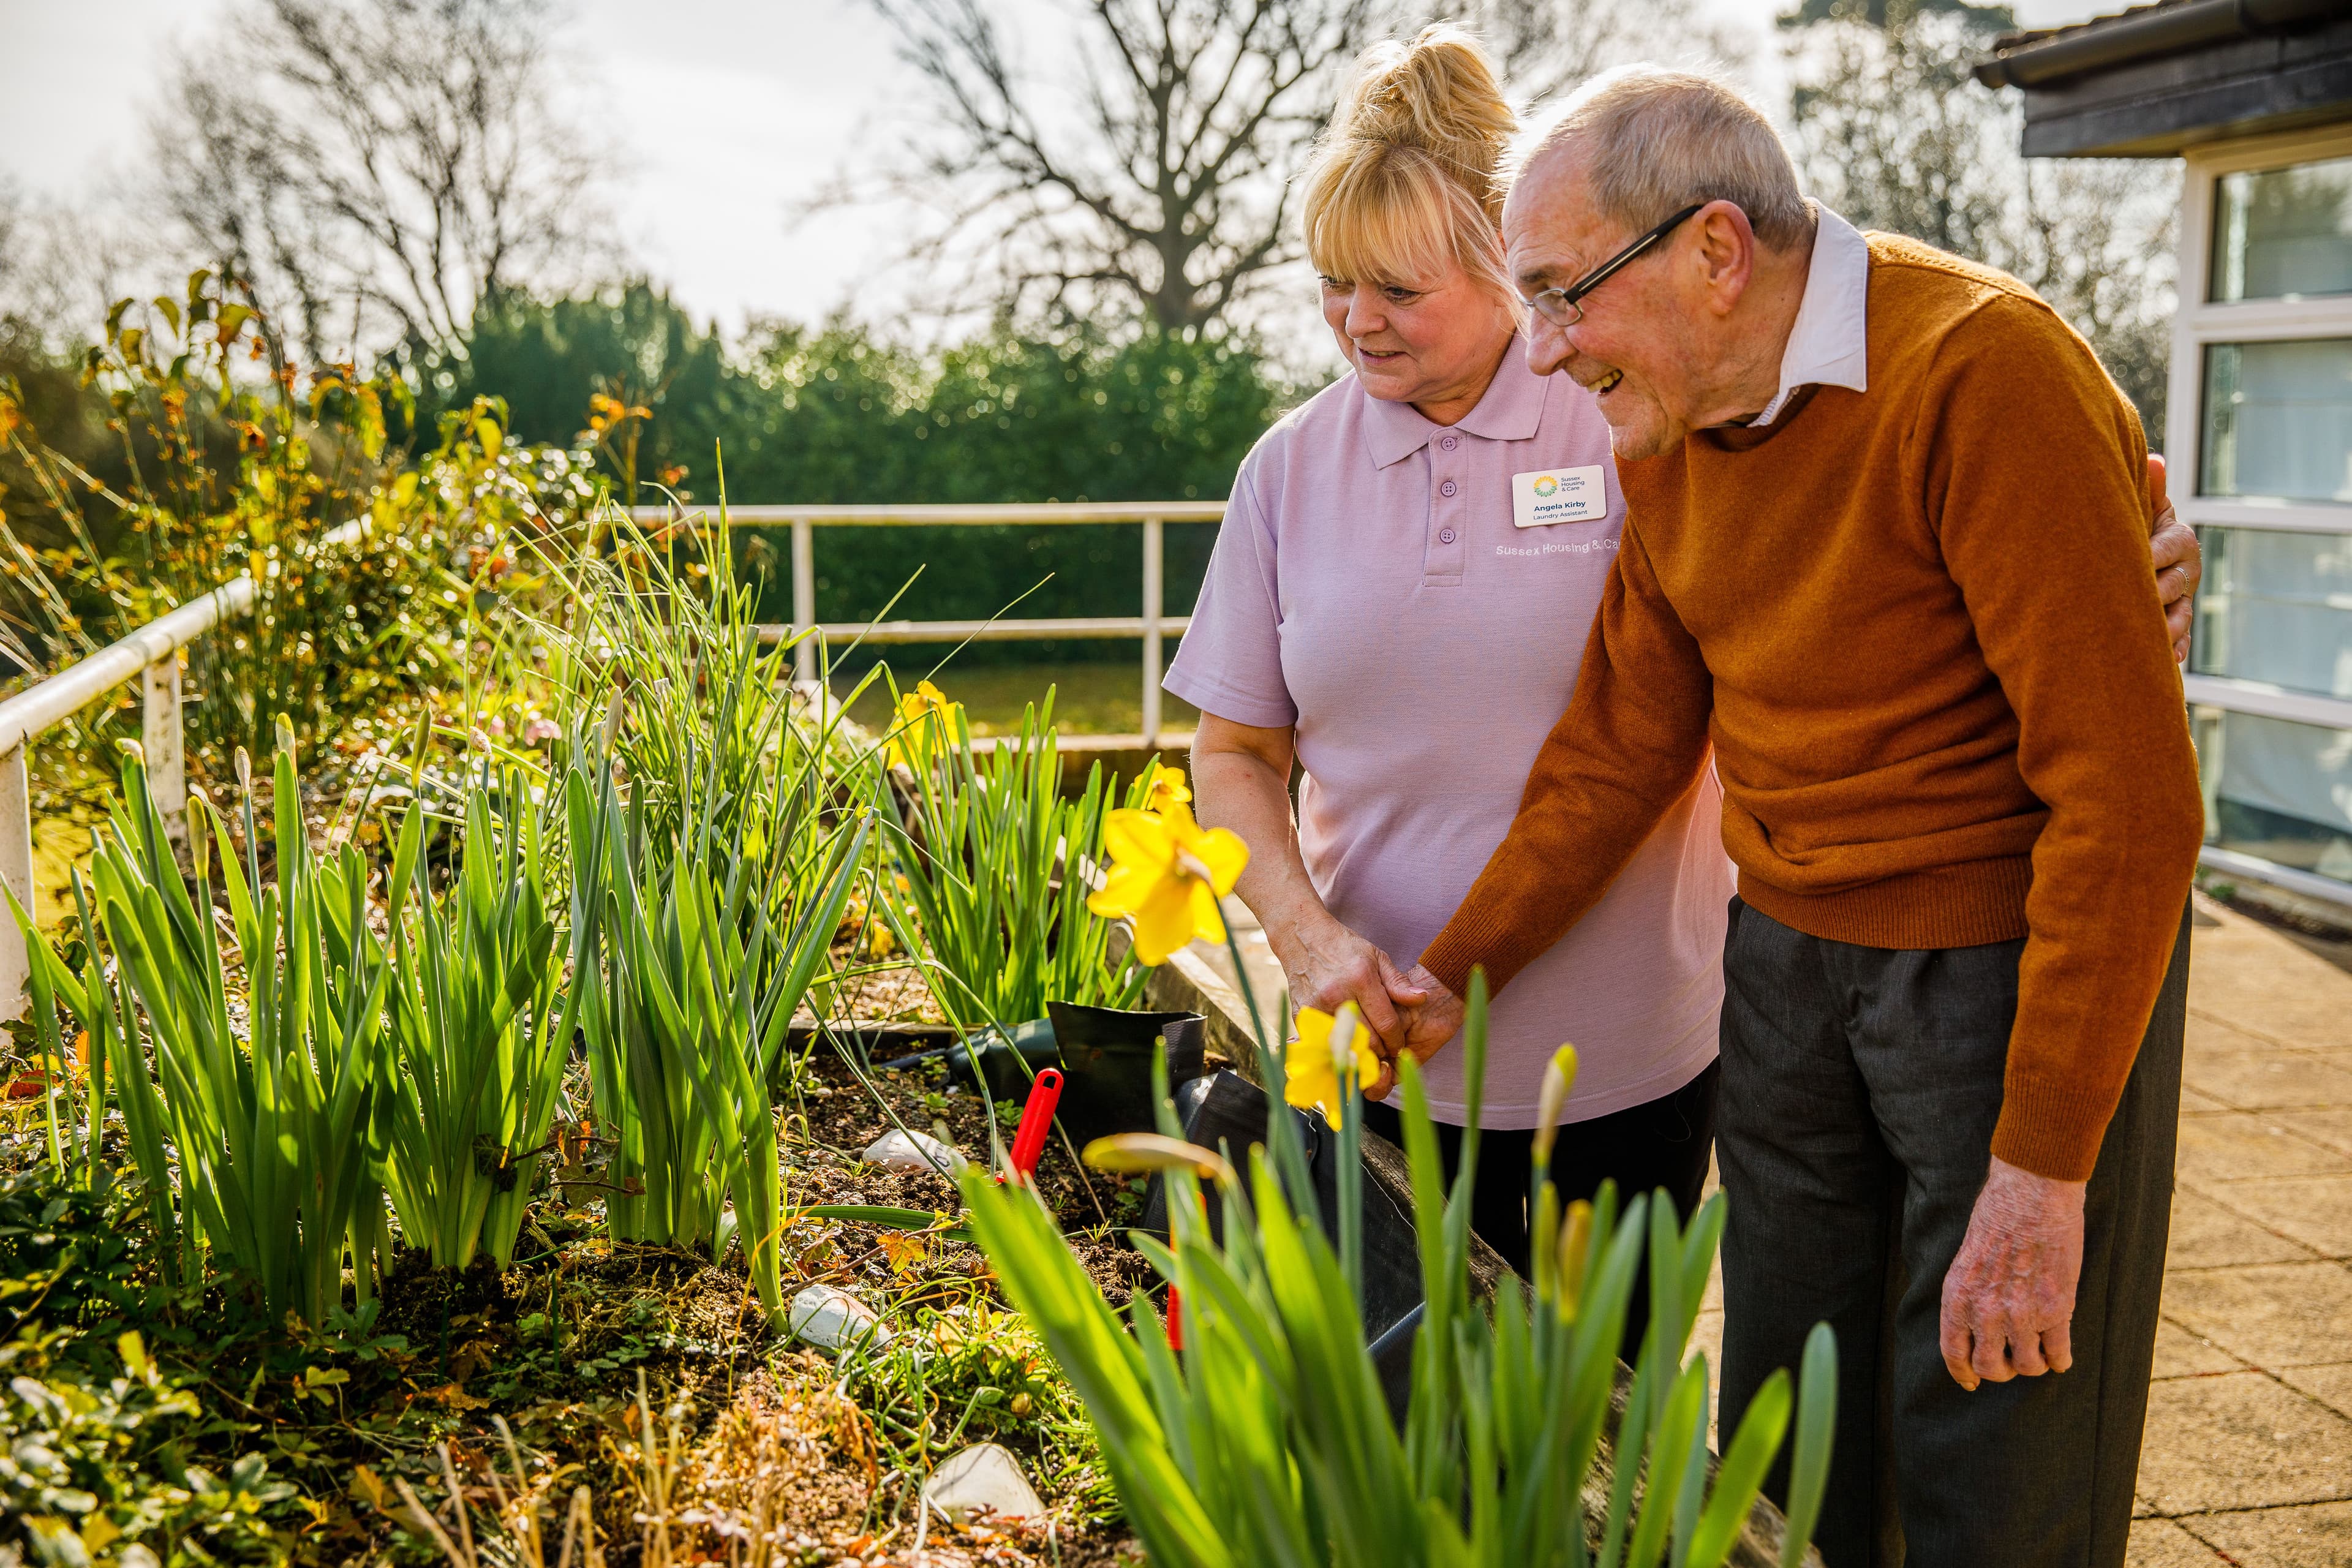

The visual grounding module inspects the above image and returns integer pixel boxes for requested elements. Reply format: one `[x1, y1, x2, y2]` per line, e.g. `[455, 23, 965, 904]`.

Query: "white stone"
[922, 1442, 1045, 1522]
[786, 1284, 892, 1353]
[861, 1128, 966, 1176]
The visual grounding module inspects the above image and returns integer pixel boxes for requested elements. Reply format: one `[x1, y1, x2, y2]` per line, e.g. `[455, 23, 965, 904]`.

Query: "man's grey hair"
[1513, 67, 1811, 251]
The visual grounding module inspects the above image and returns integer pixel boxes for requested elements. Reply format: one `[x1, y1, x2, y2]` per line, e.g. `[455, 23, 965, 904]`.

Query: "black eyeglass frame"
[1523, 202, 1707, 328]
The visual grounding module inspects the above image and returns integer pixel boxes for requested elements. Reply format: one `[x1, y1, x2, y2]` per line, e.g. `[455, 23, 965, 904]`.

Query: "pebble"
[922, 1442, 1046, 1522]
[785, 1284, 892, 1353]
[861, 1128, 966, 1176]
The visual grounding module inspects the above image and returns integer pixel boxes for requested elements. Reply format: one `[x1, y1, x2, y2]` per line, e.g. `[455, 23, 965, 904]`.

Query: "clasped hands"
[1279, 912, 1458, 1100]
[1271, 914, 1463, 1102]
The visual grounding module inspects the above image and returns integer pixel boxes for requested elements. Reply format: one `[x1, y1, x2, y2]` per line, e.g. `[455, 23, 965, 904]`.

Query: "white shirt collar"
[1749, 203, 1870, 428]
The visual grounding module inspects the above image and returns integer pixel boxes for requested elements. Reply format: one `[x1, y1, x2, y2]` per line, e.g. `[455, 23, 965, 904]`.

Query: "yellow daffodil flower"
[1142, 765, 1193, 813]
[1285, 1001, 1379, 1128]
[1085, 801, 1248, 965]
[884, 680, 963, 769]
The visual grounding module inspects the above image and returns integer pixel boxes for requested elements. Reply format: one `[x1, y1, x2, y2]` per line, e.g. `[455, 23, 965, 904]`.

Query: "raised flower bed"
[0, 508, 1828, 1568]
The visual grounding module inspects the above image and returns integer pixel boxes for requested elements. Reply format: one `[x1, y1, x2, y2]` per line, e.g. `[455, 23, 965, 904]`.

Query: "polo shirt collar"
[1360, 334, 1547, 469]
[1749, 203, 1870, 427]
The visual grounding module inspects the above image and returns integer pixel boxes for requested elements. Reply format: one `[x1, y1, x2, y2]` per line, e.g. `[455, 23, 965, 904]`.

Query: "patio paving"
[2126, 894, 2352, 1565]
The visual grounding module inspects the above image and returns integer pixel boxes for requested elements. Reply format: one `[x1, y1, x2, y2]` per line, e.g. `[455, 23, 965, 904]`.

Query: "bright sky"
[0, 0, 2111, 341]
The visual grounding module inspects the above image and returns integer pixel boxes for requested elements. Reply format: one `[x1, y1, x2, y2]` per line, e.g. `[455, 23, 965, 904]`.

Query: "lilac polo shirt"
[1165, 341, 1731, 1128]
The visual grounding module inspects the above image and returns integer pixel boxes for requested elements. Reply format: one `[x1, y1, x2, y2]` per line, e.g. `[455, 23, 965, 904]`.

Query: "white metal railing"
[0, 502, 1225, 1011]
[630, 502, 1226, 747]
[0, 518, 371, 1012]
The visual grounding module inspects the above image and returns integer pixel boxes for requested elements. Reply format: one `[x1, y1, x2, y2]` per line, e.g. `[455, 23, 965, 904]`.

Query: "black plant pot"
[872, 1017, 1061, 1099]
[1045, 1000, 1207, 1152]
[1141, 1069, 1425, 1384]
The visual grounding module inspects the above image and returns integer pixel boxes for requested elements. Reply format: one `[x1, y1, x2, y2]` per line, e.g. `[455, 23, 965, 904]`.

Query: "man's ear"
[1691, 199, 1756, 318]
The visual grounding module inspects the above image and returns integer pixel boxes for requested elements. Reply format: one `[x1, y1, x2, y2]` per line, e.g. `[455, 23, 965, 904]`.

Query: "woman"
[1164, 28, 1727, 1273]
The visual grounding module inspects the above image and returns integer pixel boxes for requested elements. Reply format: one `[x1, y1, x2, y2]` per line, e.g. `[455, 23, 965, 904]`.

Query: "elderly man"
[1390, 69, 2203, 1567]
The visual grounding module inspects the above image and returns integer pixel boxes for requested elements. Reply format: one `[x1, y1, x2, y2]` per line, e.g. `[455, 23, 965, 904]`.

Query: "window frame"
[2171, 124, 2352, 741]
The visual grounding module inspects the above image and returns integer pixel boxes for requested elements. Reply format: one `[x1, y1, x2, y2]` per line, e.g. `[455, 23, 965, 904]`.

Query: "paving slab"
[2178, 1049, 2352, 1112]
[2185, 914, 2352, 1049]
[2150, 1317, 2247, 1380]
[2160, 1262, 2352, 1369]
[2207, 1174, 2352, 1259]
[2179, 1084, 2237, 1115]
[2166, 1185, 2321, 1270]
[2126, 1517, 2231, 1566]
[2277, 1363, 2352, 1422]
[2185, 1011, 2291, 1058]
[2270, 1106, 2352, 1159]
[2134, 1373, 2352, 1514]
[2186, 1500, 2352, 1567]
[2176, 1112, 2352, 1183]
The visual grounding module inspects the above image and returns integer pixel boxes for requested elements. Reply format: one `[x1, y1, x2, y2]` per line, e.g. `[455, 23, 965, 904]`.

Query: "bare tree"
[867, 0, 1745, 339]
[146, 0, 612, 366]
[1784, 0, 2177, 430]
[871, 0, 1390, 336]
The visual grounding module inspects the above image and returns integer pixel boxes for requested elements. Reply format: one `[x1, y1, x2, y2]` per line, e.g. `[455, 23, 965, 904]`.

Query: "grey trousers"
[1717, 896, 2190, 1568]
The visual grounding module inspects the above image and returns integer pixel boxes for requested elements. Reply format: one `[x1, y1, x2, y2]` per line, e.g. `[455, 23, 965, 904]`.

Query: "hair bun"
[1329, 26, 1513, 190]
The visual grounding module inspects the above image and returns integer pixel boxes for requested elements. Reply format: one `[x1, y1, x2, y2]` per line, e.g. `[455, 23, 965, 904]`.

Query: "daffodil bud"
[1531, 1044, 1580, 1170]
[1532, 1181, 1560, 1305]
[234, 745, 252, 791]
[1555, 1199, 1594, 1325]
[1082, 1132, 1237, 1191]
[600, 689, 625, 755]
[185, 786, 211, 884]
[1329, 1002, 1362, 1082]
[273, 712, 296, 756]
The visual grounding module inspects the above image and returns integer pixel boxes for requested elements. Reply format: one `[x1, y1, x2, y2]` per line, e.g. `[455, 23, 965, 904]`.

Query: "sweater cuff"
[1988, 1088, 2116, 1184]
[1418, 914, 1533, 1009]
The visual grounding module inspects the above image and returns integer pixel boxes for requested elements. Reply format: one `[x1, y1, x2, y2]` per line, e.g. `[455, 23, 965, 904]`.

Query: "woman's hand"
[1272, 912, 1426, 1063]
[2149, 454, 2199, 665]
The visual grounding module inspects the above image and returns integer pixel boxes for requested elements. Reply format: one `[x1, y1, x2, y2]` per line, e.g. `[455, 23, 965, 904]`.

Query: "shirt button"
[1440, 434, 1460, 451]
[1440, 479, 1458, 497]
[1439, 527, 1457, 545]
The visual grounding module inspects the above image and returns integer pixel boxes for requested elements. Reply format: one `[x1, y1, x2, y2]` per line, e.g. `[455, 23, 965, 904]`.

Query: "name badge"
[1512, 466, 1608, 528]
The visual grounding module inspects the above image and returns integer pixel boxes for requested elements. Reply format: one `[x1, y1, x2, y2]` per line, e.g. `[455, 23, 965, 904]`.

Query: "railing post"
[0, 743, 31, 1018]
[1141, 515, 1164, 750]
[143, 655, 186, 834]
[791, 514, 816, 684]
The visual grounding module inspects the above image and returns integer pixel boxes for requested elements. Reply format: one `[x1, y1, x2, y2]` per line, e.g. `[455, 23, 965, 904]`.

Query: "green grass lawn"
[834, 657, 1201, 737]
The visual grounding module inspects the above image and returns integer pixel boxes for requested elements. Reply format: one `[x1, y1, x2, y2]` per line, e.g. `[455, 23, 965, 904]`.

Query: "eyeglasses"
[1523, 203, 1706, 328]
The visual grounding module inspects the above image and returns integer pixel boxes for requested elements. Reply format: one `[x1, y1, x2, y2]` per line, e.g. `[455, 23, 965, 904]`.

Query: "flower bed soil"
[0, 1019, 1152, 1567]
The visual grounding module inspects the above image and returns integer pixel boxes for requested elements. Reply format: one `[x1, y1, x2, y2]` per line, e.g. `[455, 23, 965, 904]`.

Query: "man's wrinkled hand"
[1940, 1156, 2087, 1390]
[1367, 964, 1464, 1101]
[2149, 454, 2199, 665]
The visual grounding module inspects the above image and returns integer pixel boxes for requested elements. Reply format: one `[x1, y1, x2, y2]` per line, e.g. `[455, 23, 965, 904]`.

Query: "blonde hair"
[1516, 67, 1811, 251]
[1301, 26, 1517, 301]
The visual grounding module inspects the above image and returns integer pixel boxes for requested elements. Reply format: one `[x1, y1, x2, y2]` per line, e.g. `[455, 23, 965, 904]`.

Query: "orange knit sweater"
[1419, 233, 2204, 1182]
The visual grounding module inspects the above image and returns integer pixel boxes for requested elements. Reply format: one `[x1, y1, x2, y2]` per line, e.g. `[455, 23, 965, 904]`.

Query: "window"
[2175, 130, 2352, 908]
[2192, 706, 2352, 884]
[2199, 340, 2352, 503]
[2211, 154, 2352, 303]
[2190, 527, 2352, 699]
